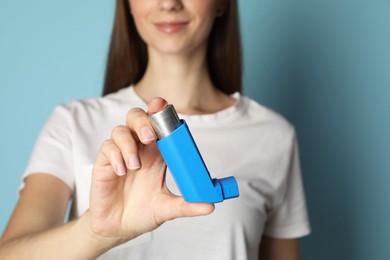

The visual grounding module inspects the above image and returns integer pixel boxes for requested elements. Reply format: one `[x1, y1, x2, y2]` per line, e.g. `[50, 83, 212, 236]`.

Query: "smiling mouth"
[154, 22, 189, 34]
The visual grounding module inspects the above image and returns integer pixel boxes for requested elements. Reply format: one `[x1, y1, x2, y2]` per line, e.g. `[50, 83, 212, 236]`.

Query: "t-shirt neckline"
[124, 85, 244, 124]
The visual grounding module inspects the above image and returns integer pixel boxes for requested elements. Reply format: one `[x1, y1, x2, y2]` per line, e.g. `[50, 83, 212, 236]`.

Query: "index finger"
[148, 97, 168, 115]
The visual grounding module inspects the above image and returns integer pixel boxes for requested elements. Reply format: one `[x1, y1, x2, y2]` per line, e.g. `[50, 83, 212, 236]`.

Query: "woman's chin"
[149, 44, 194, 56]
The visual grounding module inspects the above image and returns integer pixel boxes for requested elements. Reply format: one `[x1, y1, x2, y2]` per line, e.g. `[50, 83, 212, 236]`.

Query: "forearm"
[259, 236, 300, 260]
[0, 211, 117, 260]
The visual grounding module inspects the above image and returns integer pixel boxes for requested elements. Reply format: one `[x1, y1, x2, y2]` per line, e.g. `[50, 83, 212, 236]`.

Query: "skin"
[0, 1, 301, 259]
[130, 0, 235, 114]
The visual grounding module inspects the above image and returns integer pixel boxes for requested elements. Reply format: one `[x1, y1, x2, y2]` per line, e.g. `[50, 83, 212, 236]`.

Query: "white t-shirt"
[22, 86, 310, 259]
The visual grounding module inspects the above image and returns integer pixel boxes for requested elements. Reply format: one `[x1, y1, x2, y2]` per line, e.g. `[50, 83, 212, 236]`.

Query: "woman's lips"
[154, 22, 189, 33]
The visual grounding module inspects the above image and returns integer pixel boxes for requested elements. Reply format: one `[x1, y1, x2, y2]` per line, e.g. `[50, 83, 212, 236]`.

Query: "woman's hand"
[87, 98, 215, 247]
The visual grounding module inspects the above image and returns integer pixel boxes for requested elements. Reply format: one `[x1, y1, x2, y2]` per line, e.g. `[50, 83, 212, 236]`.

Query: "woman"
[0, 0, 310, 259]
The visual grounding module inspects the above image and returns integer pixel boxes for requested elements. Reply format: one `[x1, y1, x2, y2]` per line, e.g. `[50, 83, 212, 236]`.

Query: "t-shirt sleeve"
[19, 104, 75, 192]
[263, 133, 311, 239]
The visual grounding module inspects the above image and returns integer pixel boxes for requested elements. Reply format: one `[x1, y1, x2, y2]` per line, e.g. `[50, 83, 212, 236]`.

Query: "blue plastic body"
[157, 120, 239, 203]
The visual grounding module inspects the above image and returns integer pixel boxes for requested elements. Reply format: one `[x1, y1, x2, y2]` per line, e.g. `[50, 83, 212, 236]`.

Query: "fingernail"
[126, 154, 141, 170]
[115, 164, 127, 176]
[141, 127, 155, 142]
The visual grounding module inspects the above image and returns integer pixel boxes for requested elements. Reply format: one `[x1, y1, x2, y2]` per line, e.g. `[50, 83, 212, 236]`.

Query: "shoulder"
[53, 86, 144, 122]
[239, 95, 296, 140]
[43, 87, 145, 140]
[62, 87, 136, 112]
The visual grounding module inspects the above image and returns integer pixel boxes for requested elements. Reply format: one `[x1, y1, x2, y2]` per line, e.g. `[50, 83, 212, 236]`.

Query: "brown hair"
[103, 0, 242, 96]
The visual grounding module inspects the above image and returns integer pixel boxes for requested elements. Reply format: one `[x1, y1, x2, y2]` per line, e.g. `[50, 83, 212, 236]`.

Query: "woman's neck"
[134, 48, 235, 115]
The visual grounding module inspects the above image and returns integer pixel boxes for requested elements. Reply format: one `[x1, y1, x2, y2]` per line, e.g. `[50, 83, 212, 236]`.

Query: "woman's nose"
[158, 0, 183, 12]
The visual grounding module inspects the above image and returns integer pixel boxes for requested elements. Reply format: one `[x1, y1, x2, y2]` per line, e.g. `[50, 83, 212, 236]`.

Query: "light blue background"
[1, 1, 389, 259]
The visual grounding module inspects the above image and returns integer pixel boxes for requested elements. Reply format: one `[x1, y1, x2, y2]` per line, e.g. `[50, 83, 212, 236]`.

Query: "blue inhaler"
[149, 105, 239, 203]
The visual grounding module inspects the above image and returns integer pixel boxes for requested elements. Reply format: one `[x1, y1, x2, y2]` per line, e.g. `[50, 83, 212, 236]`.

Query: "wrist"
[76, 211, 122, 257]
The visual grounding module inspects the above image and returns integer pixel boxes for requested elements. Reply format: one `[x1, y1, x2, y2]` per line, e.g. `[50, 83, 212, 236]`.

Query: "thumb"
[156, 196, 215, 224]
